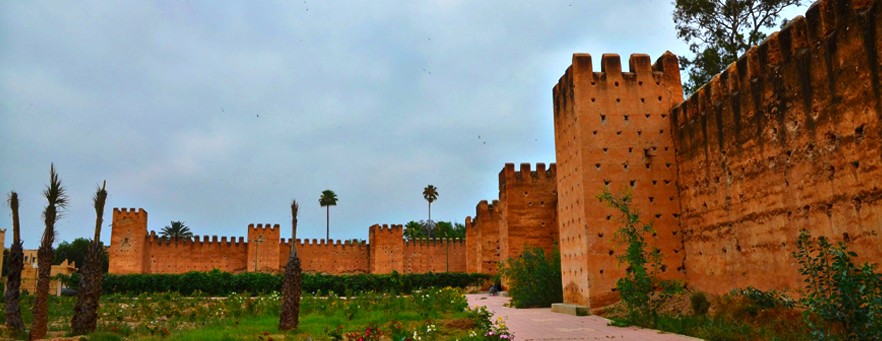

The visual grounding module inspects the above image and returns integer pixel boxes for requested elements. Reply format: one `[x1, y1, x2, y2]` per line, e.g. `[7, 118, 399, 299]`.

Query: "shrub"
[690, 292, 710, 316]
[792, 229, 882, 340]
[58, 270, 489, 296]
[498, 245, 563, 308]
[599, 189, 680, 327]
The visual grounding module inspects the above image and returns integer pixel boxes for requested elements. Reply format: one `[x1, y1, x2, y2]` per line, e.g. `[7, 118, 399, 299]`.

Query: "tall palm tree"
[422, 186, 439, 239]
[423, 185, 438, 221]
[5, 192, 24, 335]
[279, 199, 302, 330]
[160, 221, 193, 240]
[32, 164, 67, 340]
[319, 190, 337, 240]
[71, 181, 107, 335]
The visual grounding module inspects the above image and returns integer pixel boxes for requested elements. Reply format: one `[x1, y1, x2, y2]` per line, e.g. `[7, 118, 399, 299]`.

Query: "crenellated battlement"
[284, 238, 368, 247]
[368, 224, 403, 235]
[112, 207, 148, 221]
[145, 231, 246, 246]
[248, 223, 280, 232]
[555, 53, 681, 97]
[404, 238, 464, 246]
[498, 162, 556, 186]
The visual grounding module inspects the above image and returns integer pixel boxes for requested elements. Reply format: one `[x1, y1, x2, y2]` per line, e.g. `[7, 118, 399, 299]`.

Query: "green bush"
[792, 229, 882, 340]
[690, 292, 710, 316]
[58, 269, 488, 296]
[498, 245, 563, 308]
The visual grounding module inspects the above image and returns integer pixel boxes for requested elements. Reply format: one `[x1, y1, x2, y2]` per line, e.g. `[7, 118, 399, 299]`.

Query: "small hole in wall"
[658, 96, 662, 101]
[852, 160, 860, 169]
[617, 98, 621, 103]
[606, 215, 612, 220]
[645, 162, 651, 170]
[842, 232, 851, 242]
[611, 288, 617, 292]
[655, 213, 661, 219]
[649, 197, 655, 203]
[666, 162, 672, 168]
[652, 180, 658, 185]
[614, 81, 619, 87]
[655, 81, 660, 85]
[637, 130, 643, 136]
[603, 147, 608, 152]
[629, 147, 633, 153]
[630, 180, 636, 187]
[664, 146, 669, 151]
[591, 98, 596, 102]
[664, 179, 671, 185]
[645, 113, 651, 118]
[853, 196, 862, 210]
[641, 98, 645, 103]
[591, 81, 596, 85]
[660, 265, 667, 272]
[598, 233, 604, 238]
[604, 179, 611, 186]
[855, 124, 865, 143]
[672, 230, 678, 236]
[624, 115, 629, 121]
[601, 115, 606, 123]
[659, 129, 664, 134]
[600, 269, 604, 274]
[722, 247, 728, 254]
[661, 114, 667, 119]
[673, 213, 680, 218]
[617, 131, 623, 135]
[623, 162, 629, 170]
[638, 81, 643, 86]
[608, 250, 614, 256]
[593, 131, 598, 135]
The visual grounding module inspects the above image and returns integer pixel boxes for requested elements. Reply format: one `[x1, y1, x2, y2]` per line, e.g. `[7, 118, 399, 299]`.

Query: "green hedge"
[58, 270, 488, 296]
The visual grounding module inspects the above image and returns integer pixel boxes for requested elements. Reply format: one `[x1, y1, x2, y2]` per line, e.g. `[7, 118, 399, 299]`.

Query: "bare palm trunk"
[428, 202, 432, 221]
[5, 192, 24, 335]
[71, 181, 107, 335]
[325, 206, 329, 241]
[31, 165, 65, 340]
[280, 200, 302, 330]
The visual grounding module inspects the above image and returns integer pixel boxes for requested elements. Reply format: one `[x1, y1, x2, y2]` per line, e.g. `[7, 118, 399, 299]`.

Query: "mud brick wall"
[672, 0, 882, 294]
[553, 53, 685, 308]
[144, 233, 248, 273]
[498, 163, 559, 261]
[403, 239, 466, 273]
[281, 239, 370, 274]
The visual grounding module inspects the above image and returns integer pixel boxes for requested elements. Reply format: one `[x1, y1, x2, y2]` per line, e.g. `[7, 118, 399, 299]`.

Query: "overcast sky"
[0, 1, 810, 249]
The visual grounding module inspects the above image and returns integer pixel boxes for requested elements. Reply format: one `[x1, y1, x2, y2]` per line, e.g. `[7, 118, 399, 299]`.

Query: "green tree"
[71, 180, 108, 335]
[673, 0, 804, 94]
[499, 246, 563, 308]
[32, 164, 67, 340]
[319, 189, 338, 240]
[404, 221, 425, 240]
[422, 185, 438, 222]
[160, 221, 193, 241]
[279, 199, 302, 330]
[5, 192, 24, 335]
[54, 238, 109, 271]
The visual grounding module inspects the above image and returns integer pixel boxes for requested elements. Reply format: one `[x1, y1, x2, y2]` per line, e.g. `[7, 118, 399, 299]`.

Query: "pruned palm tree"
[279, 199, 302, 330]
[319, 190, 337, 240]
[32, 164, 67, 340]
[5, 191, 24, 335]
[71, 181, 107, 335]
[423, 185, 439, 237]
[160, 221, 193, 241]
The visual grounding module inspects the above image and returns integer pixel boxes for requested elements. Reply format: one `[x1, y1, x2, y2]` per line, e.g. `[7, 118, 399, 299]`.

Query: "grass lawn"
[1, 288, 498, 340]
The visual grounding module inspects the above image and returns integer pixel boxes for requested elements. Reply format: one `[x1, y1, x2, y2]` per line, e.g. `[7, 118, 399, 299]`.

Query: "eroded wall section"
[673, 0, 882, 294]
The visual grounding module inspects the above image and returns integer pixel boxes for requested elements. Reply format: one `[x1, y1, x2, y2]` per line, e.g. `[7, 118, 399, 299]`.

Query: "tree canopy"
[673, 0, 804, 94]
[160, 221, 193, 240]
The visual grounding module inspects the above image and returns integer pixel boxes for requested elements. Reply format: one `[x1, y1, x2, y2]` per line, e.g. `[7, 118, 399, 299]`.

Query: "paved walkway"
[466, 294, 699, 341]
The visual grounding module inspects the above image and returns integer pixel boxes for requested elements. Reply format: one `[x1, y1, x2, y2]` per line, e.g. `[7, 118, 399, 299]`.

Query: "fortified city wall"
[672, 0, 882, 294]
[108, 209, 465, 275]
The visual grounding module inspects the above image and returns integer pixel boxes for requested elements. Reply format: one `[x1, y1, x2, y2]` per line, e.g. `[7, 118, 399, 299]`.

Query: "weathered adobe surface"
[108, 210, 465, 275]
[553, 52, 685, 309]
[465, 200, 500, 275]
[672, 0, 882, 294]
